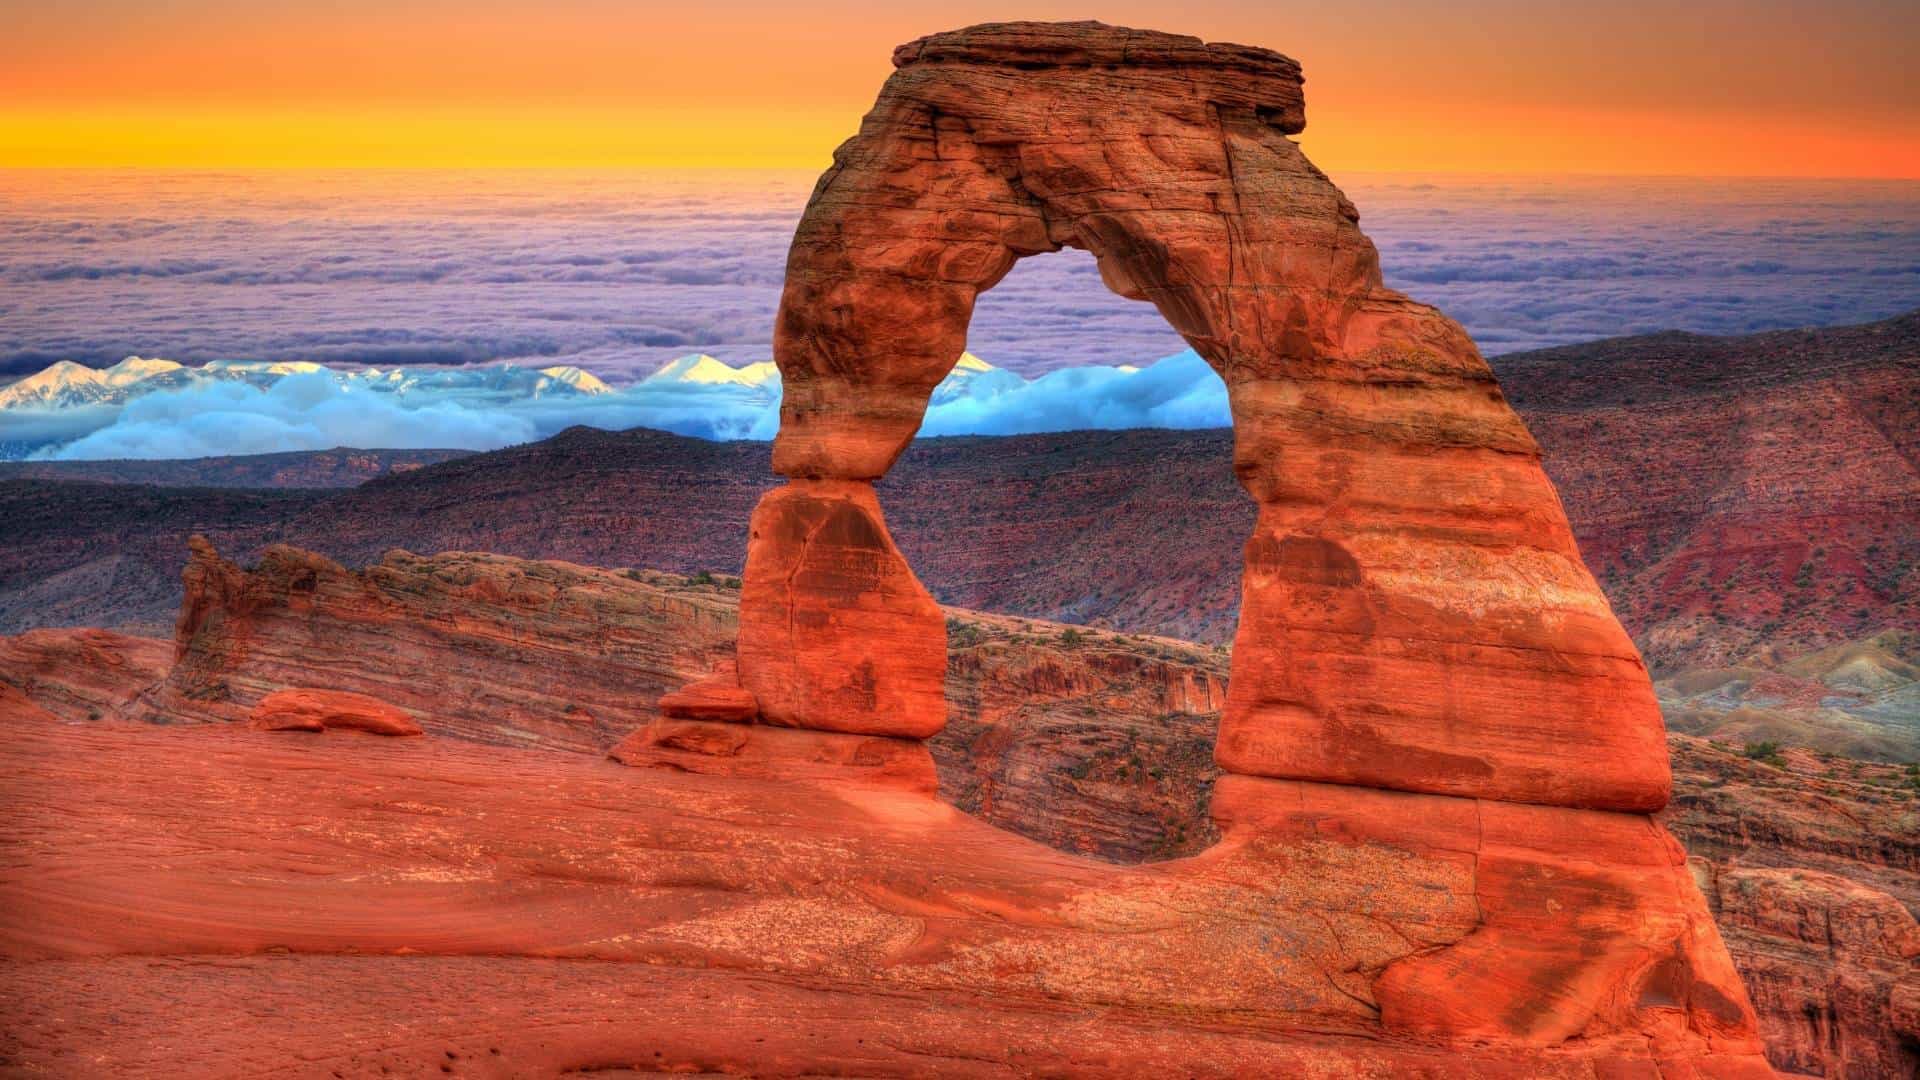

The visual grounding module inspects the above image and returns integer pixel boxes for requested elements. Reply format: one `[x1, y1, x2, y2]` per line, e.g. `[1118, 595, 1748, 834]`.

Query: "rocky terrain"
[0, 19, 1912, 1075]
[5, 543, 1914, 1074]
[0, 446, 465, 488]
[1498, 312, 1920, 674]
[3, 314, 1912, 743]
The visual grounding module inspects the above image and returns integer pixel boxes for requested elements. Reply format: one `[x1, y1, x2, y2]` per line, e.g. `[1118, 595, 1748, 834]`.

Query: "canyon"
[3, 313, 1912, 760]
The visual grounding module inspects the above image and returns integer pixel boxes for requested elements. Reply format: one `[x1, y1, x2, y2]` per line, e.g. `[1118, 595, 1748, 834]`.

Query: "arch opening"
[725, 19, 1674, 821]
[871, 247, 1239, 863]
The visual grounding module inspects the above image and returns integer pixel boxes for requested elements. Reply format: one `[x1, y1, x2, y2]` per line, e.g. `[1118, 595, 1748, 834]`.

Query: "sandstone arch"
[735, 21, 1669, 813]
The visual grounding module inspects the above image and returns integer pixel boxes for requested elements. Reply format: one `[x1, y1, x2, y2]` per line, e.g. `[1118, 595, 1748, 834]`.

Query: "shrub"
[1742, 740, 1787, 768]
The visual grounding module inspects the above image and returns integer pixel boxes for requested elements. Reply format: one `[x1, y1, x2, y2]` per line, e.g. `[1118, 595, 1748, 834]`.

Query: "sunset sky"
[4, 0, 1916, 176]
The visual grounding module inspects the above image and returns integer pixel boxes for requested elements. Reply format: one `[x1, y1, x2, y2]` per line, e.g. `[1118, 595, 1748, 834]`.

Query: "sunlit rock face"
[741, 19, 1667, 812]
[692, 20, 1767, 1071]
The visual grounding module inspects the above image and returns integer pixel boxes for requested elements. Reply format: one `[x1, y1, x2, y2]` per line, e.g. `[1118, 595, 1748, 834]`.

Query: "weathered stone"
[609, 719, 939, 795]
[657, 671, 759, 723]
[740, 19, 1668, 811]
[736, 480, 946, 738]
[249, 688, 423, 737]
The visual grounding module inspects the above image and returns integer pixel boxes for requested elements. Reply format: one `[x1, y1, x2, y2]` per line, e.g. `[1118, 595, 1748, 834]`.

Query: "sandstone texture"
[132, 539, 737, 751]
[8, 546, 1917, 1071]
[0, 626, 169, 722]
[0, 711, 1769, 1077]
[736, 19, 1670, 812]
[8, 19, 1911, 1077]
[248, 687, 423, 736]
[657, 668, 759, 722]
[737, 480, 946, 737]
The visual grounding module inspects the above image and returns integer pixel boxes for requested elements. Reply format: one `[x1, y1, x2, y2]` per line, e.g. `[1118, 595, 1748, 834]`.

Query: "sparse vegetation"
[1742, 740, 1787, 768]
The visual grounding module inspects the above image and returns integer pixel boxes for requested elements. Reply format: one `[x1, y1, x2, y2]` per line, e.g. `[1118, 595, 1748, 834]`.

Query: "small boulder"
[658, 676, 758, 723]
[249, 688, 423, 737]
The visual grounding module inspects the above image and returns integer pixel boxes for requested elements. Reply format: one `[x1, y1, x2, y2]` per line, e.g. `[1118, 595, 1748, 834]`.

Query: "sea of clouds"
[1, 169, 1915, 458]
[19, 351, 1233, 460]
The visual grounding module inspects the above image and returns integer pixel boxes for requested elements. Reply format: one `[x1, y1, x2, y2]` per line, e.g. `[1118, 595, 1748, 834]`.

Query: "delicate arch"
[736, 21, 1670, 812]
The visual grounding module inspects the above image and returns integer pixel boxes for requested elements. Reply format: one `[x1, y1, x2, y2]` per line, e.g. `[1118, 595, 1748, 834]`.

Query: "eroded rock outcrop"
[730, 20, 1669, 813]
[736, 481, 945, 737]
[4, 550, 1914, 1070]
[249, 688, 423, 736]
[690, 18, 1746, 1071]
[135, 540, 737, 751]
[0, 627, 170, 723]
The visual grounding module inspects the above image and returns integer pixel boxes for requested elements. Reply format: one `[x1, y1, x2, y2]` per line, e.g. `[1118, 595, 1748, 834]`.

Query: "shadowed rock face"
[736, 19, 1669, 812]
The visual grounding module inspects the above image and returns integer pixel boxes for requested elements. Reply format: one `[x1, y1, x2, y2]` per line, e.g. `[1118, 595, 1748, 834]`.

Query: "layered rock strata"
[135, 539, 737, 752]
[11, 549, 1915, 1069]
[731, 20, 1669, 812]
[678, 19, 1752, 1070]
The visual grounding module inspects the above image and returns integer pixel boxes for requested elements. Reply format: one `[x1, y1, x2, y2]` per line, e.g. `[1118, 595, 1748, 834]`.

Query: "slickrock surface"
[0, 713, 1768, 1077]
[249, 687, 424, 736]
[745, 19, 1670, 812]
[6, 547, 1917, 1071]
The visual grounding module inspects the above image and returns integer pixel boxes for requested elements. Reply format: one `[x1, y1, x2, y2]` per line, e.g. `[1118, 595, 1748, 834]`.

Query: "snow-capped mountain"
[644, 354, 780, 388]
[0, 347, 1218, 462]
[0, 356, 619, 415]
[642, 351, 1019, 404]
[0, 357, 188, 410]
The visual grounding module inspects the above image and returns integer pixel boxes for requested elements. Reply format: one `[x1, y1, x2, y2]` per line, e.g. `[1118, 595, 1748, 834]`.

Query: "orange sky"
[4, 0, 1916, 176]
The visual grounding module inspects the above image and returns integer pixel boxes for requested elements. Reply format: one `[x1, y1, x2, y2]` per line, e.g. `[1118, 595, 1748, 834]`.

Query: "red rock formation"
[734, 19, 1669, 812]
[657, 667, 758, 723]
[0, 627, 169, 722]
[610, 719, 940, 795]
[136, 541, 737, 751]
[13, 547, 1913, 1069]
[635, 19, 1746, 1072]
[1699, 865, 1920, 1076]
[736, 480, 945, 737]
[249, 688, 423, 736]
[1666, 738, 1920, 1076]
[0, 710, 1771, 1076]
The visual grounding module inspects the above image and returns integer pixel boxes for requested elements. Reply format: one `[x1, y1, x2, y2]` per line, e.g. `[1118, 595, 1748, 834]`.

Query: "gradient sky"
[4, 0, 1916, 176]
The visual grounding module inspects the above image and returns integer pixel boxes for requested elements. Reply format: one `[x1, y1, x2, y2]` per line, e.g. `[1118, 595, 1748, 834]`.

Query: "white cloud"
[16, 350, 1235, 460]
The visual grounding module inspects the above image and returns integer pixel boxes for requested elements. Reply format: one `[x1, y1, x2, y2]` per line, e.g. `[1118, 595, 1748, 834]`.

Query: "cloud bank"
[2, 171, 1914, 379]
[15, 351, 1235, 461]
